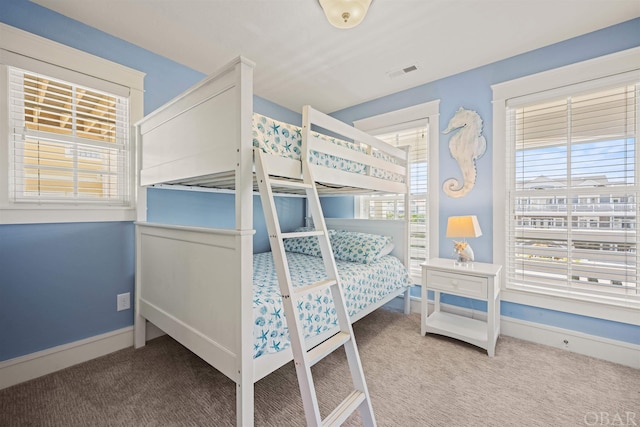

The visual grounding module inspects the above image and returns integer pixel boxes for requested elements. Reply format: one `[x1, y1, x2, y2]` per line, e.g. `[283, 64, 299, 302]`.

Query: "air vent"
[387, 65, 418, 79]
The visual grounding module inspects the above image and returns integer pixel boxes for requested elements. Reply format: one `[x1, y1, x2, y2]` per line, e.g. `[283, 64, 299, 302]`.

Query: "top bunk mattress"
[252, 113, 404, 185]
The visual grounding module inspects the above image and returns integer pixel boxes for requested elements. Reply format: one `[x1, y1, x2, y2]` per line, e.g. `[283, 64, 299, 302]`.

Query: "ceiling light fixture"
[319, 0, 372, 29]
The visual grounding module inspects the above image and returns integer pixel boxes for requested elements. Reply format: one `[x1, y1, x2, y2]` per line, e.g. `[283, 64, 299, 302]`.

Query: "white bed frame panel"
[136, 220, 409, 379]
[139, 61, 240, 187]
[134, 56, 411, 426]
[136, 223, 254, 383]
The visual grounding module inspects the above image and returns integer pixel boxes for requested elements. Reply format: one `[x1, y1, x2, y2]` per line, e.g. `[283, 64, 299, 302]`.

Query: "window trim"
[0, 23, 145, 224]
[492, 47, 640, 325]
[354, 100, 440, 283]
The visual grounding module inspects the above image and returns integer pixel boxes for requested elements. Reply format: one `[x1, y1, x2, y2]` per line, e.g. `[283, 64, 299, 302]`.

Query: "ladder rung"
[322, 390, 366, 427]
[282, 230, 324, 239]
[294, 279, 337, 298]
[307, 331, 350, 367]
[269, 178, 312, 189]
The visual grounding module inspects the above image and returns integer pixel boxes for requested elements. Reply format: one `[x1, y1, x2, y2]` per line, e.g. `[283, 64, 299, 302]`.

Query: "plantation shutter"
[362, 125, 428, 279]
[8, 67, 130, 204]
[506, 82, 639, 299]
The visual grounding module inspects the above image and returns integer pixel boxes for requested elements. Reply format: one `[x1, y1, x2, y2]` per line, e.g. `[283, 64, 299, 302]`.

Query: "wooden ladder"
[254, 148, 376, 426]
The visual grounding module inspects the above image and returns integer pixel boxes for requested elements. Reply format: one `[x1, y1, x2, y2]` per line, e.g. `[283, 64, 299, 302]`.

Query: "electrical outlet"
[117, 292, 130, 311]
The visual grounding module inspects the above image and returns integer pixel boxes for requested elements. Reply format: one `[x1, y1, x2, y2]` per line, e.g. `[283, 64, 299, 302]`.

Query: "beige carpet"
[1, 308, 638, 426]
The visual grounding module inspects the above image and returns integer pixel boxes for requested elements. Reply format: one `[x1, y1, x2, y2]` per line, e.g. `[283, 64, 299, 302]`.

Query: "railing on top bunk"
[136, 62, 409, 198]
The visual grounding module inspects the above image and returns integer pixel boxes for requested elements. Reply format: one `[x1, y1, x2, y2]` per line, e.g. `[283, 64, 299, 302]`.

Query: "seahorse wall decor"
[442, 107, 487, 198]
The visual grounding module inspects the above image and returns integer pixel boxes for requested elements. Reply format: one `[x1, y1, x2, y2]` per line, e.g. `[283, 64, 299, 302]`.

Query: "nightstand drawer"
[426, 271, 487, 299]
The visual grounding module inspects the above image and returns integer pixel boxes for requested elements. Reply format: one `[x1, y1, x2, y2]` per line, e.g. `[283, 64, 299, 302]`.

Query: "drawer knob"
[451, 279, 458, 286]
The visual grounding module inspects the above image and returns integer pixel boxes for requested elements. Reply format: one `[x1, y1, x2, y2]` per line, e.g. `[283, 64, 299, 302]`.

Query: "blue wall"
[0, 0, 302, 361]
[0, 222, 134, 360]
[147, 189, 305, 254]
[1, 0, 638, 362]
[329, 18, 640, 345]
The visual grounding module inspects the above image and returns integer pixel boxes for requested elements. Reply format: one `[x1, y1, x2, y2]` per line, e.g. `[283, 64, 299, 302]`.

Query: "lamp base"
[453, 240, 475, 263]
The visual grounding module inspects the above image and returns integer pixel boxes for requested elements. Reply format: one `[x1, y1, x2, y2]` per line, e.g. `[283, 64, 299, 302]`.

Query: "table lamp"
[446, 215, 482, 263]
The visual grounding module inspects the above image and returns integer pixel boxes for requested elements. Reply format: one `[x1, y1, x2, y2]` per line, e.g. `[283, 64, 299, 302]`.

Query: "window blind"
[8, 67, 130, 204]
[362, 126, 428, 278]
[506, 83, 639, 299]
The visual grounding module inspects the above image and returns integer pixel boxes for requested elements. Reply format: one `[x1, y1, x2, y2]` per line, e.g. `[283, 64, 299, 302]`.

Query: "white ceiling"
[33, 0, 640, 114]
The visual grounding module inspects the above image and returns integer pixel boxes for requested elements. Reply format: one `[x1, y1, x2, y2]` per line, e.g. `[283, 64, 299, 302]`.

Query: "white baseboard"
[0, 321, 167, 391]
[417, 298, 639, 369]
[501, 316, 640, 369]
[0, 326, 134, 390]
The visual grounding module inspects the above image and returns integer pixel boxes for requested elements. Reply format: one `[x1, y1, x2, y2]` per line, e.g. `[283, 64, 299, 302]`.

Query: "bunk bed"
[134, 56, 412, 426]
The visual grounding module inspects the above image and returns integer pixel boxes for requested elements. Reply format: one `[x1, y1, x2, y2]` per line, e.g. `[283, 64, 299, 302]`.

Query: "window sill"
[0, 206, 136, 224]
[502, 285, 640, 326]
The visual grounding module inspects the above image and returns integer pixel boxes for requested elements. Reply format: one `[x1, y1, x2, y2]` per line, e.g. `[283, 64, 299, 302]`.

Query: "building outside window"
[494, 48, 639, 310]
[508, 84, 637, 297]
[0, 23, 144, 224]
[8, 68, 130, 204]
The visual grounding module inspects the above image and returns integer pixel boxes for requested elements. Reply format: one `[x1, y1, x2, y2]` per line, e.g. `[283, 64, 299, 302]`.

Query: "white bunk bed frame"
[134, 56, 411, 426]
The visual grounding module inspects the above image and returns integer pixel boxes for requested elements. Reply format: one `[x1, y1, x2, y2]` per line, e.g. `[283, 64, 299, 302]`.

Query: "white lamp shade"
[446, 215, 483, 238]
[319, 0, 372, 29]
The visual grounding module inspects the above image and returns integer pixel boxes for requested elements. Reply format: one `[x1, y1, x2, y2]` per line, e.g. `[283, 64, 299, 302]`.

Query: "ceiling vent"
[387, 65, 418, 79]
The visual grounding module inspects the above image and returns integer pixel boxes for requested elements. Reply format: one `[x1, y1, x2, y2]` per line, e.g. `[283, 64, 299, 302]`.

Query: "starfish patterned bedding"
[252, 250, 409, 358]
[252, 113, 405, 184]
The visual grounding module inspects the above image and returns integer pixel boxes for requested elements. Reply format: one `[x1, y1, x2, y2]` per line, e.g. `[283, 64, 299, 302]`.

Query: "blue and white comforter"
[252, 251, 409, 358]
[252, 113, 405, 184]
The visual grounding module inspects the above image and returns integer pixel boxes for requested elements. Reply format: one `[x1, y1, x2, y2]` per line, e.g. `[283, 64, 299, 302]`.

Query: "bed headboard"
[325, 218, 408, 266]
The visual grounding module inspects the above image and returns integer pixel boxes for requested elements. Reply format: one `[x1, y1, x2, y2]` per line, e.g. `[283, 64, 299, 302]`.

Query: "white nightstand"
[421, 258, 502, 357]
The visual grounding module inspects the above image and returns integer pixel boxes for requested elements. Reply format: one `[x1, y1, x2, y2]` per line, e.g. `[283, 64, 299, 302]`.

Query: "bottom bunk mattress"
[252, 251, 409, 358]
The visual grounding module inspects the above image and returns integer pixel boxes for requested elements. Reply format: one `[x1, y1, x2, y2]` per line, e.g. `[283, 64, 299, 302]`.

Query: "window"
[508, 82, 638, 300]
[0, 23, 144, 224]
[8, 68, 129, 204]
[493, 47, 639, 315]
[360, 126, 428, 278]
[354, 101, 440, 282]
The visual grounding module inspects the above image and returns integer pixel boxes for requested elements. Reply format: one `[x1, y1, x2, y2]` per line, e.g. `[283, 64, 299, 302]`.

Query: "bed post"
[134, 121, 147, 349]
[402, 145, 412, 315]
[133, 226, 147, 348]
[234, 56, 256, 427]
[237, 231, 255, 426]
